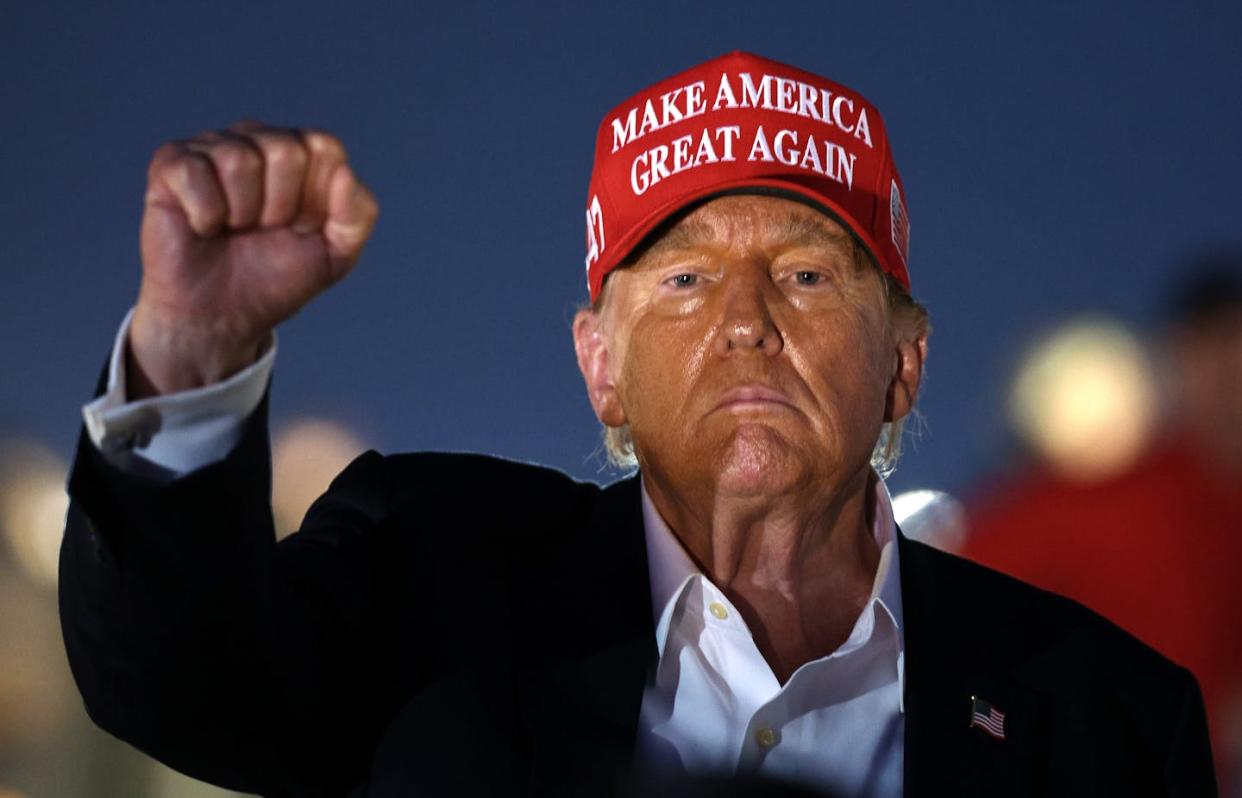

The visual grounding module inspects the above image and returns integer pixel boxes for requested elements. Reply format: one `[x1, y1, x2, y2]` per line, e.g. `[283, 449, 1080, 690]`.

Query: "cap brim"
[598, 176, 903, 291]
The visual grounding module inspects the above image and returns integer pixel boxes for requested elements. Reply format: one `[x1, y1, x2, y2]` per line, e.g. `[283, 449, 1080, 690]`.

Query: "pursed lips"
[712, 383, 800, 414]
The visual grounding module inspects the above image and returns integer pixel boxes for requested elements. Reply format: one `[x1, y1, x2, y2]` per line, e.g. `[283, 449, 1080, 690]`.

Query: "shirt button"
[708, 602, 729, 620]
[755, 727, 779, 749]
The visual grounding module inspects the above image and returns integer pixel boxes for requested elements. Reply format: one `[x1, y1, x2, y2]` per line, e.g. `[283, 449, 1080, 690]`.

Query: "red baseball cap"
[583, 51, 911, 302]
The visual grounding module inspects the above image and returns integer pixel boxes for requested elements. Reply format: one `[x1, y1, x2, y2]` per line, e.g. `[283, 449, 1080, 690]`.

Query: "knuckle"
[304, 129, 346, 161]
[214, 142, 262, 178]
[148, 141, 186, 175]
[165, 152, 207, 186]
[266, 137, 308, 171]
[150, 141, 180, 162]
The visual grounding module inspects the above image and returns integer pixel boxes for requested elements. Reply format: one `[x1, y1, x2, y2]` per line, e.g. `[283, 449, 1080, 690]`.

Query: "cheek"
[793, 314, 892, 421]
[617, 314, 712, 425]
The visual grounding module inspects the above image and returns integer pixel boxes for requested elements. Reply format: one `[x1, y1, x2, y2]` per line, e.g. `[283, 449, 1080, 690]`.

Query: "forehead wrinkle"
[638, 215, 721, 262]
[769, 210, 854, 254]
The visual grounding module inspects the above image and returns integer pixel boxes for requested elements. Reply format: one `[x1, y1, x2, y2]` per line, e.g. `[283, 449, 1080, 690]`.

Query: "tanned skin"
[573, 196, 928, 684]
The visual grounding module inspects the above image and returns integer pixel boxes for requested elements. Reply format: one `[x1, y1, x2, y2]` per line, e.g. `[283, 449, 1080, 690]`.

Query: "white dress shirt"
[635, 479, 906, 797]
[84, 311, 906, 796]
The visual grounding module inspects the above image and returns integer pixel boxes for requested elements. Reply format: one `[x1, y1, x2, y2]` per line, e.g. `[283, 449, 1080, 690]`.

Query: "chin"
[711, 424, 805, 497]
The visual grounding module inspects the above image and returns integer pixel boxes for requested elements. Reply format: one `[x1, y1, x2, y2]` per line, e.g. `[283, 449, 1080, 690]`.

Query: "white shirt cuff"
[82, 308, 276, 475]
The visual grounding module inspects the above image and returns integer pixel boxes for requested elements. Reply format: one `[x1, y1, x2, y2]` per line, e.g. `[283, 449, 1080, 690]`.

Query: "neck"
[644, 466, 883, 683]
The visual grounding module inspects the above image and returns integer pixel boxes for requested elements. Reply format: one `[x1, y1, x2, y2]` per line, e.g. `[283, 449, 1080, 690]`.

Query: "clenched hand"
[129, 122, 379, 397]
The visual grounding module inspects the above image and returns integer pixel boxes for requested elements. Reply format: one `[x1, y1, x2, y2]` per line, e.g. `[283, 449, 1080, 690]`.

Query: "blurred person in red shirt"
[963, 254, 1242, 791]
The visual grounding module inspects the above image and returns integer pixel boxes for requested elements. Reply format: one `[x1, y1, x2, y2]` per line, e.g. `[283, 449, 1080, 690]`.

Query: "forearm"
[61, 395, 288, 794]
[61, 388, 408, 797]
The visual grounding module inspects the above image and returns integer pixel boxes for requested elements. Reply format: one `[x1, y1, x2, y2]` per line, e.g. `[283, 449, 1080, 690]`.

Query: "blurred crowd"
[1, 252, 1239, 796]
[960, 252, 1242, 794]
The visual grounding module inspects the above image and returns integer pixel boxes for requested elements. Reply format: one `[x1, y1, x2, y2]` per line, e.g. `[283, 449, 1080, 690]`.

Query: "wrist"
[128, 305, 266, 398]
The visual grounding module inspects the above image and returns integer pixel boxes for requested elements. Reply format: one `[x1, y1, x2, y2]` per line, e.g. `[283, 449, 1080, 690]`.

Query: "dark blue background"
[4, 1, 1240, 496]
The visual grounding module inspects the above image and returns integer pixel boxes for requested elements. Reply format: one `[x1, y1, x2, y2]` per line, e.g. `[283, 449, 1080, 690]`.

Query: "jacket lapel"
[899, 532, 1047, 797]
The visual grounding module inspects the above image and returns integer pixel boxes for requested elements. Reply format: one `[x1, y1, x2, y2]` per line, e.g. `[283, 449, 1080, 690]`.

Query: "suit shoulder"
[379, 450, 584, 485]
[904, 537, 1191, 684]
[904, 540, 1214, 790]
[321, 449, 618, 527]
[385, 449, 597, 499]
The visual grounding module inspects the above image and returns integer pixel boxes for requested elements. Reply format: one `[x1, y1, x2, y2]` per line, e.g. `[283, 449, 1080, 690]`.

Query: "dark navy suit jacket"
[59, 393, 1217, 797]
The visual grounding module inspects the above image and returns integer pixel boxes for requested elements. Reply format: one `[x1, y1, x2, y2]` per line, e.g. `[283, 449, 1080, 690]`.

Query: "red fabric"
[583, 51, 910, 301]
[963, 435, 1242, 784]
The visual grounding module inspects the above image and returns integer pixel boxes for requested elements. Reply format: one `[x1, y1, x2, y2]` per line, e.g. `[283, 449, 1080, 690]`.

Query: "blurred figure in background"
[963, 250, 1242, 792]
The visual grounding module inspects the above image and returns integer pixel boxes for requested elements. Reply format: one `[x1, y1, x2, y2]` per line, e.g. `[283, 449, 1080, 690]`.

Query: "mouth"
[712, 383, 799, 414]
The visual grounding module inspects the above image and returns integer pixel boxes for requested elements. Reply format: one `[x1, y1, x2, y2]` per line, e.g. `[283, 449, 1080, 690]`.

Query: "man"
[60, 52, 1215, 797]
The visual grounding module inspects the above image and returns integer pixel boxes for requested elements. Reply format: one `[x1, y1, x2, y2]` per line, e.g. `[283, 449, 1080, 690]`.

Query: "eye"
[794, 270, 826, 286]
[667, 273, 699, 288]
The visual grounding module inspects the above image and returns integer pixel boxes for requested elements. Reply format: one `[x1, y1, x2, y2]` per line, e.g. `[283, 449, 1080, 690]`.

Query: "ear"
[885, 328, 929, 423]
[572, 308, 628, 428]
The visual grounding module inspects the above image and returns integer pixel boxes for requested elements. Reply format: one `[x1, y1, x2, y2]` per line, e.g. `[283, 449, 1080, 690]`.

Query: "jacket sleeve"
[59, 389, 407, 798]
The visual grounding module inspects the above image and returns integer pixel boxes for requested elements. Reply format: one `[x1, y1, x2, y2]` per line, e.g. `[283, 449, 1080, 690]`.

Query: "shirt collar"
[640, 473, 906, 709]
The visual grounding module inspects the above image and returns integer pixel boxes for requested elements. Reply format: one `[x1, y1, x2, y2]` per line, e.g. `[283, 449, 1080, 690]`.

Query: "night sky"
[4, 1, 1241, 498]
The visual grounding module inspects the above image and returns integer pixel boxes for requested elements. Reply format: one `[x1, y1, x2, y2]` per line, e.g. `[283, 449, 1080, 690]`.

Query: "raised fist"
[129, 122, 379, 397]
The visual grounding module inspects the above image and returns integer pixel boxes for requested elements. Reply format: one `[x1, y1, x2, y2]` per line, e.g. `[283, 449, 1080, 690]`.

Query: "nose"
[713, 273, 784, 357]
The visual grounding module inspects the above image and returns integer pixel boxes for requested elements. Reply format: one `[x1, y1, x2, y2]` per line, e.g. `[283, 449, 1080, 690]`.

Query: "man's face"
[574, 195, 926, 500]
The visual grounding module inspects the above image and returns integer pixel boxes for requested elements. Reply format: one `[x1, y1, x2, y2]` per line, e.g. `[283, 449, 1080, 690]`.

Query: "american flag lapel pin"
[970, 695, 1006, 741]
